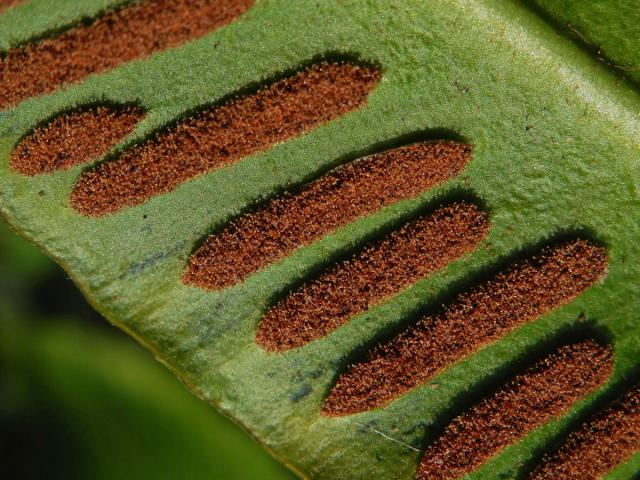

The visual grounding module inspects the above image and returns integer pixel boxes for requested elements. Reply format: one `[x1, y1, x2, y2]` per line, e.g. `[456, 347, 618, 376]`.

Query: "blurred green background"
[0, 218, 296, 479]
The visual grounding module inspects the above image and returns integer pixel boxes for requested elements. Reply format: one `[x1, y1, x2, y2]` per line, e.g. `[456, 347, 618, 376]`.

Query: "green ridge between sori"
[1, 1, 640, 479]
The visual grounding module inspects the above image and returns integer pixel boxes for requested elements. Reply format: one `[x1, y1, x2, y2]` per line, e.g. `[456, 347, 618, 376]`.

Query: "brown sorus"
[323, 239, 608, 415]
[0, 0, 24, 13]
[11, 105, 143, 175]
[417, 341, 612, 480]
[184, 141, 472, 290]
[530, 387, 640, 480]
[71, 62, 381, 216]
[71, 62, 380, 216]
[257, 202, 488, 351]
[0, 0, 255, 109]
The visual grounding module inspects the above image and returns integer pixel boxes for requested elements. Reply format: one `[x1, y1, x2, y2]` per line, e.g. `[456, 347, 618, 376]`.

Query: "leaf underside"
[1, 1, 640, 479]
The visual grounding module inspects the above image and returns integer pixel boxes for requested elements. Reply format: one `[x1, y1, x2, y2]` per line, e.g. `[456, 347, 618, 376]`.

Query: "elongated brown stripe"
[70, 62, 381, 216]
[530, 387, 640, 480]
[0, 0, 254, 109]
[257, 202, 488, 351]
[0, 0, 24, 13]
[417, 341, 612, 480]
[323, 239, 608, 415]
[11, 105, 143, 175]
[184, 141, 471, 290]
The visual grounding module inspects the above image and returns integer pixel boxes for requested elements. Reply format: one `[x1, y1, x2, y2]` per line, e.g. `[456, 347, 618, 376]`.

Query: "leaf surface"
[1, 1, 640, 479]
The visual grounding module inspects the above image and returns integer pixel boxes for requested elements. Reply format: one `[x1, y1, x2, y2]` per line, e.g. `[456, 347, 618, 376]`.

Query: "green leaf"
[0, 218, 294, 480]
[1, 1, 640, 479]
[525, 0, 640, 86]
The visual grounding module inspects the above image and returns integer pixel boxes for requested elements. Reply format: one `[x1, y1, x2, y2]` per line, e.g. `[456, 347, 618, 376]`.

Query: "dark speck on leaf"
[290, 383, 312, 402]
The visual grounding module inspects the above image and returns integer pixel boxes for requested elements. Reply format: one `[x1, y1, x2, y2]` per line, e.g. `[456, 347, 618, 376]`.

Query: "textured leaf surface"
[1, 1, 640, 479]
[0, 219, 294, 480]
[527, 0, 640, 86]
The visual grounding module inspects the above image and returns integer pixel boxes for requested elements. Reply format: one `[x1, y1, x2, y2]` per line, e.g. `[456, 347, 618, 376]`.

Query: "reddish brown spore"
[530, 387, 640, 480]
[183, 142, 471, 290]
[0, 0, 255, 109]
[257, 202, 489, 351]
[70, 62, 381, 216]
[10, 105, 143, 175]
[416, 341, 612, 480]
[323, 240, 608, 415]
[0, 0, 25, 13]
